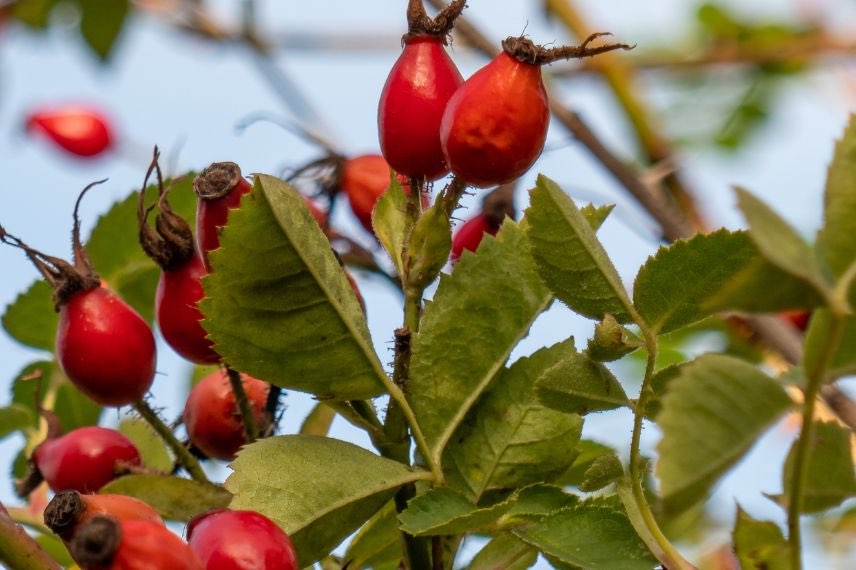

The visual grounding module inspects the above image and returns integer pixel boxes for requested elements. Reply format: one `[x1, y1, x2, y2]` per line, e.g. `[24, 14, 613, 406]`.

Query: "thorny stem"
[225, 367, 259, 445]
[132, 399, 208, 483]
[787, 313, 847, 569]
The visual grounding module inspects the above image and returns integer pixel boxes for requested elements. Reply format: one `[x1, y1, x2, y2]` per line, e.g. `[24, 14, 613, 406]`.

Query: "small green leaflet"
[100, 475, 231, 521]
[372, 174, 408, 278]
[444, 339, 583, 501]
[732, 507, 789, 570]
[535, 349, 629, 415]
[118, 418, 173, 472]
[817, 115, 856, 283]
[12, 360, 102, 433]
[656, 354, 793, 514]
[554, 440, 617, 487]
[78, 0, 130, 61]
[781, 421, 856, 513]
[398, 488, 513, 537]
[200, 175, 387, 400]
[0, 404, 34, 441]
[525, 175, 633, 323]
[343, 502, 400, 570]
[226, 435, 430, 567]
[468, 534, 538, 570]
[2, 281, 57, 352]
[409, 220, 552, 466]
[512, 501, 657, 570]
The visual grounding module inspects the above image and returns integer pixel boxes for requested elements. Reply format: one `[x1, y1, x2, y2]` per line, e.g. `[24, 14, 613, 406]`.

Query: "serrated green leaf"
[525, 175, 633, 323]
[512, 502, 657, 570]
[803, 310, 856, 382]
[554, 440, 616, 487]
[535, 350, 629, 415]
[201, 175, 386, 400]
[656, 354, 793, 514]
[818, 116, 856, 283]
[373, 174, 408, 278]
[300, 402, 336, 437]
[500, 485, 579, 524]
[77, 0, 130, 61]
[0, 405, 35, 440]
[444, 339, 583, 501]
[634, 230, 758, 334]
[732, 507, 790, 570]
[2, 280, 57, 351]
[579, 204, 615, 231]
[410, 220, 551, 464]
[399, 488, 512, 537]
[782, 421, 856, 513]
[226, 435, 428, 567]
[100, 475, 231, 521]
[580, 454, 623, 492]
[343, 502, 400, 570]
[736, 187, 830, 300]
[468, 534, 537, 570]
[118, 418, 172, 472]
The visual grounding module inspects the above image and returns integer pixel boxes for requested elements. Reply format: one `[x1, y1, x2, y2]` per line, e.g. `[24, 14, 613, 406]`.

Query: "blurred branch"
[0, 502, 61, 570]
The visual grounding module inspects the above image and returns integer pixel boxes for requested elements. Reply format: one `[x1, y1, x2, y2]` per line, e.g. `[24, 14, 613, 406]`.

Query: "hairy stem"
[133, 400, 208, 483]
[226, 367, 258, 444]
[787, 314, 847, 569]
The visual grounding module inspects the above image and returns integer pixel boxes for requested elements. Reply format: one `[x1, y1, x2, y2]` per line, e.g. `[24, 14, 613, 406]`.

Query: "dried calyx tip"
[44, 490, 85, 537]
[502, 32, 634, 65]
[194, 162, 245, 200]
[69, 516, 121, 567]
[405, 0, 466, 44]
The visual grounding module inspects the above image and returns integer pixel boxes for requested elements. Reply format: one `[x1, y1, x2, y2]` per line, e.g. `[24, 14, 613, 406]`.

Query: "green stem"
[0, 503, 61, 570]
[133, 400, 209, 484]
[226, 367, 258, 444]
[622, 318, 696, 570]
[787, 314, 847, 569]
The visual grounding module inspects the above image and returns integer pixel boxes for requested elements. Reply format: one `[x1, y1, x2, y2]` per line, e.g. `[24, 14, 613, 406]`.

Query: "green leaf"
[12, 0, 59, 28]
[817, 116, 856, 282]
[372, 174, 408, 278]
[535, 350, 629, 415]
[0, 405, 35, 440]
[580, 454, 624, 492]
[77, 0, 130, 61]
[585, 314, 643, 362]
[500, 484, 579, 524]
[634, 230, 758, 334]
[410, 220, 551, 463]
[803, 310, 856, 382]
[398, 488, 512, 537]
[732, 507, 789, 570]
[300, 403, 336, 437]
[226, 435, 428, 567]
[100, 475, 231, 521]
[118, 418, 173, 472]
[201, 175, 386, 400]
[735, 187, 830, 299]
[656, 354, 793, 514]
[444, 339, 583, 501]
[2, 280, 57, 351]
[554, 440, 616, 487]
[512, 502, 657, 570]
[468, 534, 538, 570]
[34, 532, 74, 567]
[525, 175, 633, 323]
[343, 502, 400, 570]
[579, 204, 615, 231]
[782, 421, 856, 513]
[12, 361, 102, 433]
[406, 203, 452, 289]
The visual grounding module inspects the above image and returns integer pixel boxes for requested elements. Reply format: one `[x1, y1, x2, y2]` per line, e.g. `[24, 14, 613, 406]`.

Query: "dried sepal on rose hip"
[440, 33, 633, 187]
[44, 489, 163, 542]
[0, 183, 156, 407]
[138, 148, 219, 364]
[69, 516, 203, 570]
[187, 508, 298, 570]
[378, 0, 465, 180]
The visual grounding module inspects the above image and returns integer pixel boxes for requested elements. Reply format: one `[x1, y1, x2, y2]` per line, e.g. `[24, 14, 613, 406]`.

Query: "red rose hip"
[187, 508, 298, 570]
[44, 490, 163, 540]
[33, 427, 141, 493]
[194, 162, 254, 270]
[26, 105, 114, 158]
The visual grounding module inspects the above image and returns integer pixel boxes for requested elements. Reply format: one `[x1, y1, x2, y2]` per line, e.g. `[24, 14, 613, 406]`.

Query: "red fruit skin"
[187, 509, 298, 570]
[450, 212, 499, 262]
[156, 253, 219, 364]
[26, 106, 113, 158]
[183, 370, 269, 461]
[440, 52, 550, 188]
[33, 427, 140, 493]
[780, 310, 811, 331]
[196, 176, 253, 270]
[82, 519, 203, 570]
[75, 494, 164, 527]
[378, 36, 464, 180]
[56, 287, 156, 407]
[341, 154, 394, 232]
